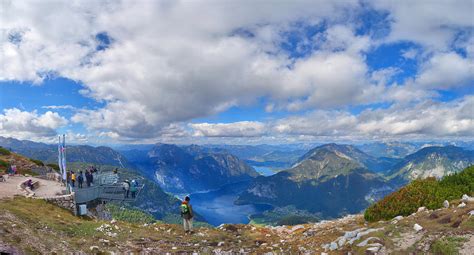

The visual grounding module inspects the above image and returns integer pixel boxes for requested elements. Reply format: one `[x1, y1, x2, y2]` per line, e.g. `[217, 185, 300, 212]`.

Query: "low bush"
[0, 147, 11, 156]
[365, 166, 474, 222]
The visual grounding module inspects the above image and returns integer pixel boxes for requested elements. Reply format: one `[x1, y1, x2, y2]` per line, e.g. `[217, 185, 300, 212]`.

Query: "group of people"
[122, 179, 139, 198]
[6, 164, 17, 175]
[67, 169, 95, 189]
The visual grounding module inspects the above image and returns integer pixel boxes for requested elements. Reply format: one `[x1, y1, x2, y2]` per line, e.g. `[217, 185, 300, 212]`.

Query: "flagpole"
[63, 134, 68, 194]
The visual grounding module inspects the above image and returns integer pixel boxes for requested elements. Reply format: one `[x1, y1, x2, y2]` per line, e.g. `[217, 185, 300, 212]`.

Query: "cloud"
[190, 96, 474, 140]
[0, 108, 68, 141]
[372, 0, 474, 50]
[415, 52, 474, 89]
[190, 121, 266, 137]
[1, 0, 473, 142]
[42, 105, 76, 110]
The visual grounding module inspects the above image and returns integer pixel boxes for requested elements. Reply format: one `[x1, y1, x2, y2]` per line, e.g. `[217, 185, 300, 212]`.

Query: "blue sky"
[0, 0, 473, 144]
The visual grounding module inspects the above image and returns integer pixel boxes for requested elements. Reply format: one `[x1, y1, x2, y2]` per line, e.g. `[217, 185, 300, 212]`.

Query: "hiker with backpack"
[130, 179, 138, 198]
[180, 196, 194, 233]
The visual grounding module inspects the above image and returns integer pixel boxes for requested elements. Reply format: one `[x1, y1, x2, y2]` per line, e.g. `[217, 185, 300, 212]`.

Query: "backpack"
[180, 203, 189, 215]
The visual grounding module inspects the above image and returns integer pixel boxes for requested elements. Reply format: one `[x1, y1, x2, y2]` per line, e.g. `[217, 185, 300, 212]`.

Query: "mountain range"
[236, 144, 393, 218]
[237, 143, 474, 220]
[124, 143, 259, 194]
[387, 145, 474, 185]
[1, 136, 473, 224]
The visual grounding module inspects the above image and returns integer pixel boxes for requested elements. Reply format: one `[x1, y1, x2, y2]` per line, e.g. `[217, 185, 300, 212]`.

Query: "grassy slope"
[0, 197, 472, 254]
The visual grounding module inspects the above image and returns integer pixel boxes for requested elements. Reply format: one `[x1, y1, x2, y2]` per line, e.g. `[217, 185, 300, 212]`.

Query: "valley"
[1, 136, 474, 228]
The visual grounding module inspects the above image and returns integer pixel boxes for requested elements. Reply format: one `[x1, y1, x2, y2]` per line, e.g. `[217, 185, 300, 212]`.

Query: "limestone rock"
[443, 200, 450, 208]
[417, 207, 426, 213]
[356, 237, 381, 247]
[461, 194, 473, 202]
[458, 202, 466, 208]
[413, 223, 423, 232]
[393, 215, 403, 221]
[366, 246, 380, 254]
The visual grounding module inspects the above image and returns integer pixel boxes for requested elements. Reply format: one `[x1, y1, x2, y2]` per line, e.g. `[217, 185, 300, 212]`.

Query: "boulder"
[461, 194, 473, 202]
[413, 223, 423, 232]
[443, 200, 449, 208]
[417, 207, 426, 213]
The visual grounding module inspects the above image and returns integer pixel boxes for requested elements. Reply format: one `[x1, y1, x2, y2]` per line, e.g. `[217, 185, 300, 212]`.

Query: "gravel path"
[0, 176, 65, 199]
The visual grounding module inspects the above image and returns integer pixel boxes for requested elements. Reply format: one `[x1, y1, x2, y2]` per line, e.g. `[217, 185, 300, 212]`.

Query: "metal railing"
[74, 184, 145, 204]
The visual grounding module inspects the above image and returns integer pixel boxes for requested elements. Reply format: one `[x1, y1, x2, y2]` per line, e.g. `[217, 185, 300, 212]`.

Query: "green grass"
[431, 236, 467, 255]
[365, 166, 474, 222]
[105, 203, 156, 224]
[0, 147, 11, 155]
[29, 158, 45, 166]
[0, 159, 10, 170]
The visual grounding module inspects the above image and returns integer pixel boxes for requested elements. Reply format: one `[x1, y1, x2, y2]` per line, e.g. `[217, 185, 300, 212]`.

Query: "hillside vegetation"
[365, 165, 474, 222]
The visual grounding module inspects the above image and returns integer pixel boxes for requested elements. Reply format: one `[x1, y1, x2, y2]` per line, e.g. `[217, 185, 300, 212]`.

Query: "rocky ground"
[0, 195, 473, 254]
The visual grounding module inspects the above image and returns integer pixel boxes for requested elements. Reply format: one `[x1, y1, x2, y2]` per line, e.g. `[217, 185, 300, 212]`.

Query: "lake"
[189, 181, 272, 226]
[252, 166, 276, 176]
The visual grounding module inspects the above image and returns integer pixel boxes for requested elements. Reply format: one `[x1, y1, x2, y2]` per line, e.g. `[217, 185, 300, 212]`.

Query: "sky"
[0, 0, 473, 145]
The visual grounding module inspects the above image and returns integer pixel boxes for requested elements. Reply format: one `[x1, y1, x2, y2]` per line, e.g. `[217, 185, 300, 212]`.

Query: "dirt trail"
[0, 176, 65, 199]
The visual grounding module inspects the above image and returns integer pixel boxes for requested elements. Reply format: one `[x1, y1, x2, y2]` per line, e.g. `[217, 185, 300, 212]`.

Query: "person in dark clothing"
[77, 171, 84, 188]
[85, 170, 94, 187]
[181, 196, 194, 233]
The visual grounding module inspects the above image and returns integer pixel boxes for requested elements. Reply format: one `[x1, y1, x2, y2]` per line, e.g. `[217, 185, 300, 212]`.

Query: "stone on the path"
[458, 202, 466, 208]
[218, 242, 225, 247]
[89, 246, 99, 251]
[356, 237, 381, 247]
[443, 200, 450, 208]
[413, 223, 423, 232]
[469, 210, 474, 217]
[110, 219, 117, 224]
[366, 246, 380, 254]
[329, 242, 338, 251]
[417, 207, 426, 213]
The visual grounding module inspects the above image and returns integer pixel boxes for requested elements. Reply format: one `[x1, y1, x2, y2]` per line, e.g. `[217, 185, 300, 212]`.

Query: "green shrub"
[0, 147, 11, 156]
[47, 163, 60, 172]
[29, 158, 45, 166]
[105, 203, 155, 224]
[365, 166, 474, 222]
[0, 159, 10, 169]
